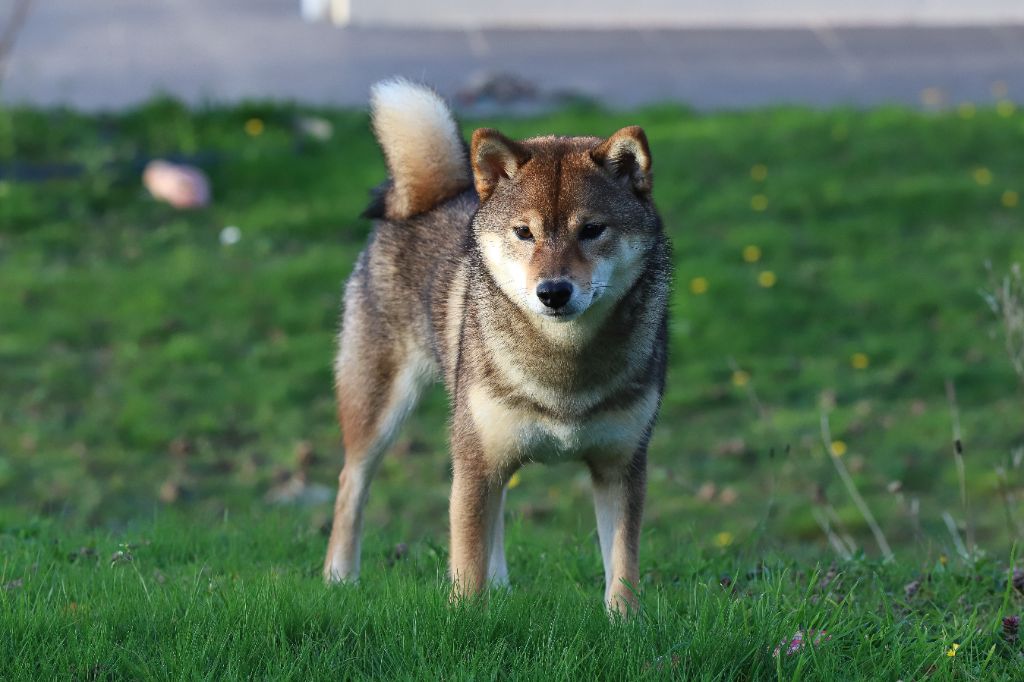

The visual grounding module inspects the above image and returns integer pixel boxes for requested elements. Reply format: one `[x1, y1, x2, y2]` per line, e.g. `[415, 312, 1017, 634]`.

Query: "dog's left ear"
[591, 126, 652, 195]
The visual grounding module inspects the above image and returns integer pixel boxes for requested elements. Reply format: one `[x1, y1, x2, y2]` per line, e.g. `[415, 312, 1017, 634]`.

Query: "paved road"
[5, 0, 1024, 111]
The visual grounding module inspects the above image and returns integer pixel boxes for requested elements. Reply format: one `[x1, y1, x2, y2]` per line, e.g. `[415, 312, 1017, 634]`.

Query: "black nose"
[536, 280, 573, 309]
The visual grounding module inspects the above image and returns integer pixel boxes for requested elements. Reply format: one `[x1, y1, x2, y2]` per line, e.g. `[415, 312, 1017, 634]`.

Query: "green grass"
[1, 98, 1024, 677]
[3, 511, 1024, 679]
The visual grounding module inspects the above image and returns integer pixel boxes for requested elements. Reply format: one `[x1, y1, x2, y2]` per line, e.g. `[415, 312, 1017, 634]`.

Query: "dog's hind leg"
[487, 487, 509, 586]
[323, 307, 432, 583]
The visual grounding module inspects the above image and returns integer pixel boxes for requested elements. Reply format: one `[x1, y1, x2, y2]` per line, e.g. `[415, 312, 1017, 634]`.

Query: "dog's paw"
[323, 565, 359, 585]
[606, 584, 641, 619]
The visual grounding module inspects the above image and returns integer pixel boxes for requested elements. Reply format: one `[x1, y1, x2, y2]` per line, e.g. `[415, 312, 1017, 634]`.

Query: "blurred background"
[1, 1, 1023, 561]
[8, 0, 1024, 111]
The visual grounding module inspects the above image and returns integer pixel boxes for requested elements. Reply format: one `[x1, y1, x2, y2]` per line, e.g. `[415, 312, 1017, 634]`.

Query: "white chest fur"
[467, 383, 658, 467]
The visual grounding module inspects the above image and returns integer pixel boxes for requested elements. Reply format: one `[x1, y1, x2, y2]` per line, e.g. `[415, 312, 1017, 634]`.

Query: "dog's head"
[470, 126, 659, 322]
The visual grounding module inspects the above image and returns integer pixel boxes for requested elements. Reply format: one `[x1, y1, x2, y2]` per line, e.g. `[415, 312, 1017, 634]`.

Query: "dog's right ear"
[471, 129, 530, 201]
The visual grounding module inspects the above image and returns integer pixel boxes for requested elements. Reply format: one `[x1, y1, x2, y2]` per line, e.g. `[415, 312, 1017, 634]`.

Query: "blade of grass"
[819, 411, 893, 562]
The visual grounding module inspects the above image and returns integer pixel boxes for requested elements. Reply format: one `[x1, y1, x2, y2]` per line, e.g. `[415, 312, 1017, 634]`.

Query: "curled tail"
[367, 79, 471, 221]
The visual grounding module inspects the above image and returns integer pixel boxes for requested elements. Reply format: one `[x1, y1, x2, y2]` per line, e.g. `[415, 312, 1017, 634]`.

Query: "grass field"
[2, 98, 1024, 677]
[2, 512, 1024, 679]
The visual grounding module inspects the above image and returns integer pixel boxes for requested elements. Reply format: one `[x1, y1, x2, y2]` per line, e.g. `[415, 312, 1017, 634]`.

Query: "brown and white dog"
[323, 79, 671, 614]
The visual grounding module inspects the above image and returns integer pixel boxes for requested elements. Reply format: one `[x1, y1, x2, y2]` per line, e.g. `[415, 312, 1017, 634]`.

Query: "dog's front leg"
[590, 450, 647, 616]
[448, 455, 505, 601]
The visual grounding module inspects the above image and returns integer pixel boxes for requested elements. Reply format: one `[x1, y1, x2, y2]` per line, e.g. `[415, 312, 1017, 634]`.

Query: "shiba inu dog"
[323, 79, 671, 614]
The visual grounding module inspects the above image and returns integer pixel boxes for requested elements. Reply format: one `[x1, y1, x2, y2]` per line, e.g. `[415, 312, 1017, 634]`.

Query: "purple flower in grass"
[1003, 615, 1020, 643]
[773, 630, 830, 657]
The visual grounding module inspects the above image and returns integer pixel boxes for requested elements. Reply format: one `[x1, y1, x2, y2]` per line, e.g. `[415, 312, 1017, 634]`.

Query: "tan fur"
[370, 79, 470, 220]
[325, 80, 671, 616]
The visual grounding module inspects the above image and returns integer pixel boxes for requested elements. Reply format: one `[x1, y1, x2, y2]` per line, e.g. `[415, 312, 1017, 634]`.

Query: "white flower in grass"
[220, 225, 242, 246]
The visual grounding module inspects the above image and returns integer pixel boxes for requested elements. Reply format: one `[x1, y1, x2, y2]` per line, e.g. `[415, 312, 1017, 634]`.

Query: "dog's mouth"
[539, 307, 583, 321]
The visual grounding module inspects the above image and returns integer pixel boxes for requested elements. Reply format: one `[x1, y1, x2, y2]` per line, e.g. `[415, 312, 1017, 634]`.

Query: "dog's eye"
[579, 223, 607, 241]
[513, 225, 534, 241]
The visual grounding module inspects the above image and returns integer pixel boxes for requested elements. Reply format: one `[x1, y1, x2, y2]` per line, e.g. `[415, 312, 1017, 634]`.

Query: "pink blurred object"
[773, 630, 830, 657]
[143, 160, 210, 209]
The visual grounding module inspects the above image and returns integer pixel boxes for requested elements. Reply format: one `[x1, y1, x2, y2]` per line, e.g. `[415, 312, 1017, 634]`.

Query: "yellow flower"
[757, 271, 777, 288]
[946, 642, 960, 657]
[751, 194, 768, 212]
[851, 352, 870, 370]
[713, 531, 734, 548]
[973, 167, 992, 186]
[750, 164, 768, 182]
[742, 245, 762, 263]
[997, 100, 1016, 118]
[731, 370, 750, 387]
[830, 440, 847, 457]
[690, 277, 709, 295]
[244, 118, 265, 136]
[1002, 190, 1019, 208]
[957, 102, 976, 119]
[940, 554, 948, 566]
[507, 472, 521, 489]
[992, 80, 1009, 98]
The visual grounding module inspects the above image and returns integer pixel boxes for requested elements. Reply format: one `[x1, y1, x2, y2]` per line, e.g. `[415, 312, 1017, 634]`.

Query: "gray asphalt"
[5, 0, 1024, 111]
